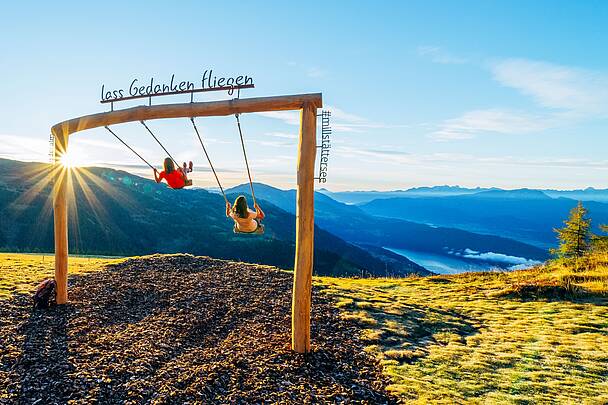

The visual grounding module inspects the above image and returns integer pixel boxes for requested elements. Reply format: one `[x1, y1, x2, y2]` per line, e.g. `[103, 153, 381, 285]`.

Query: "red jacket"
[158, 169, 186, 189]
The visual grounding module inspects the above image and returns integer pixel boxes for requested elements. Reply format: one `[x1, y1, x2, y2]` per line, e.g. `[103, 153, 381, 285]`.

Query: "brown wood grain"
[291, 102, 317, 353]
[52, 93, 322, 137]
[53, 134, 69, 304]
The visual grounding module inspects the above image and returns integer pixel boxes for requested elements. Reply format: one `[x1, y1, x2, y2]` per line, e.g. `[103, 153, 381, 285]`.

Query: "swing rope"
[189, 117, 228, 204]
[104, 126, 155, 170]
[235, 114, 257, 207]
[139, 120, 180, 170]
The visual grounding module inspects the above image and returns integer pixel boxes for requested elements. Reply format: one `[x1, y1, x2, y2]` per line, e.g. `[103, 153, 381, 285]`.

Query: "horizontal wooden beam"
[52, 93, 323, 137]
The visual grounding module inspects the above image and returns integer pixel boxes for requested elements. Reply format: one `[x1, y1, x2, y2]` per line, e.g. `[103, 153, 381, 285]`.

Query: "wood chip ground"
[0, 254, 395, 404]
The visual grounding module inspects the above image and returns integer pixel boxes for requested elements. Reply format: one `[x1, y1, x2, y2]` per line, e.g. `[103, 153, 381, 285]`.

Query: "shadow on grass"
[342, 296, 480, 365]
[425, 277, 454, 284]
[495, 282, 608, 305]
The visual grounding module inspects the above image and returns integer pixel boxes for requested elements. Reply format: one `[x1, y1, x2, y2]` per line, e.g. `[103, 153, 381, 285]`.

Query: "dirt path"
[0, 254, 395, 404]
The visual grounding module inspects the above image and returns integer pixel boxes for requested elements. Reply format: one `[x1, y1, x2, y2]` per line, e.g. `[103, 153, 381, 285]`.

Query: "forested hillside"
[0, 159, 429, 277]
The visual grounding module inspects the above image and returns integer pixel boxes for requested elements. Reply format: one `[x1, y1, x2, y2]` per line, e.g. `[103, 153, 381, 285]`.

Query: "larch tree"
[592, 224, 608, 252]
[552, 201, 592, 258]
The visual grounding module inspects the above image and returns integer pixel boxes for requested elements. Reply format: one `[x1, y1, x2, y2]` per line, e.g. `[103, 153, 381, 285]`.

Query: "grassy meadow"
[0, 253, 124, 299]
[318, 253, 608, 403]
[2, 252, 607, 403]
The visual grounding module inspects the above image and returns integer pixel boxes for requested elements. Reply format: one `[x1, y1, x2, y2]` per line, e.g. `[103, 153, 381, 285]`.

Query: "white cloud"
[326, 106, 366, 123]
[336, 145, 426, 166]
[336, 146, 608, 172]
[418, 46, 467, 64]
[248, 139, 296, 148]
[307, 67, 327, 78]
[257, 105, 408, 133]
[197, 137, 234, 145]
[325, 105, 410, 133]
[337, 146, 473, 165]
[479, 156, 608, 170]
[491, 58, 608, 115]
[256, 111, 301, 126]
[0, 134, 48, 162]
[431, 109, 552, 140]
[286, 61, 327, 78]
[432, 58, 608, 141]
[460, 248, 541, 268]
[266, 132, 297, 139]
[252, 155, 294, 169]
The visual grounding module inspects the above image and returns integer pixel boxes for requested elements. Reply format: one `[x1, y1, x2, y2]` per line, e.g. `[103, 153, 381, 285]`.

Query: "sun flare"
[60, 151, 84, 168]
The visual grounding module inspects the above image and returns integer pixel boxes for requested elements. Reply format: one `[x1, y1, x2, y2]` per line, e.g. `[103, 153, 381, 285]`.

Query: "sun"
[59, 151, 85, 168]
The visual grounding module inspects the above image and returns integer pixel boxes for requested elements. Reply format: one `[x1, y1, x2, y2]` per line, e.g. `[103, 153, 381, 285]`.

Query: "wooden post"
[292, 102, 317, 353]
[53, 131, 69, 304]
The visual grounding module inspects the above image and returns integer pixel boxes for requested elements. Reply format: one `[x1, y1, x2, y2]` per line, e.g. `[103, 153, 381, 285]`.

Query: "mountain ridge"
[0, 159, 430, 277]
[320, 185, 608, 204]
[358, 193, 608, 248]
[226, 183, 549, 268]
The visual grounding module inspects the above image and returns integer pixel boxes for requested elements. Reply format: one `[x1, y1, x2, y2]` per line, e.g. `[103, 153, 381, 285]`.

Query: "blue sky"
[1, 1, 607, 191]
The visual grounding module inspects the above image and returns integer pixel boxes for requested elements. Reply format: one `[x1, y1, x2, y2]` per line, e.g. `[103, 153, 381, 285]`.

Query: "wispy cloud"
[248, 139, 296, 148]
[329, 106, 414, 133]
[256, 111, 301, 126]
[257, 105, 408, 133]
[417, 46, 467, 65]
[71, 138, 128, 151]
[336, 145, 416, 165]
[336, 145, 608, 171]
[307, 67, 327, 78]
[0, 134, 48, 162]
[265, 132, 297, 140]
[477, 156, 608, 170]
[459, 249, 541, 267]
[491, 58, 608, 115]
[286, 60, 328, 78]
[251, 155, 294, 169]
[433, 58, 608, 141]
[431, 109, 552, 140]
[258, 105, 408, 137]
[327, 105, 375, 133]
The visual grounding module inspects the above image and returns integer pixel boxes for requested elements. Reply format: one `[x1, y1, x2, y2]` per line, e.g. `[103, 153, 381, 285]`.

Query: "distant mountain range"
[320, 186, 608, 204]
[0, 159, 429, 277]
[226, 183, 549, 268]
[357, 189, 608, 248]
[4, 158, 580, 276]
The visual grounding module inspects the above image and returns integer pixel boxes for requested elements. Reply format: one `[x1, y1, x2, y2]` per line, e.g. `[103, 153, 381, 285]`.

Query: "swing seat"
[233, 222, 265, 235]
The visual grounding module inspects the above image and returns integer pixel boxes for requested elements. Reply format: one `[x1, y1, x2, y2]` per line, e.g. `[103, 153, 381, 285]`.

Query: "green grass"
[316, 253, 608, 403]
[0, 253, 122, 298]
[2, 252, 607, 403]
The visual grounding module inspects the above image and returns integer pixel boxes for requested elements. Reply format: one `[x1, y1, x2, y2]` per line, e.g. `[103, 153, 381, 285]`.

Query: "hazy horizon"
[4, 156, 607, 194]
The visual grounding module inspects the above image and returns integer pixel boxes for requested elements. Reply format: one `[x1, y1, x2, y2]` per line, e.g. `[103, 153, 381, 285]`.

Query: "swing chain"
[235, 114, 257, 208]
[139, 120, 181, 170]
[190, 117, 229, 204]
[104, 125, 155, 171]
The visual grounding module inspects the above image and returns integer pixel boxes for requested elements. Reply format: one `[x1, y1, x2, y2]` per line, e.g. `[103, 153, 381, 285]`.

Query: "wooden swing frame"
[51, 92, 322, 353]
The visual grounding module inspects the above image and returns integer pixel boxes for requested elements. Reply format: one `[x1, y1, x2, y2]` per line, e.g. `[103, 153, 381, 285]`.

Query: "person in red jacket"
[154, 157, 193, 189]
